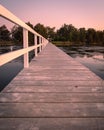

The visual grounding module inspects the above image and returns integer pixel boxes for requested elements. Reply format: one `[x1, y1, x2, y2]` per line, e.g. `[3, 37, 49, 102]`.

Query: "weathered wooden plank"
[5, 80, 103, 86]
[21, 68, 90, 73]
[0, 103, 104, 118]
[18, 70, 97, 76]
[0, 93, 104, 103]
[2, 85, 103, 93]
[13, 75, 100, 81]
[0, 118, 103, 130]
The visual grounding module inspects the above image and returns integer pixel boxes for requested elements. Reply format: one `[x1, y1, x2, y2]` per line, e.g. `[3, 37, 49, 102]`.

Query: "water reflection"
[0, 45, 23, 54]
[0, 46, 35, 92]
[0, 56, 23, 91]
[61, 46, 104, 79]
[93, 54, 104, 61]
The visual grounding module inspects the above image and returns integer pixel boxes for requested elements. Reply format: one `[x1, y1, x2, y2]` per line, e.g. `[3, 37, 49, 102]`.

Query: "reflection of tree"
[93, 54, 104, 61]
[86, 54, 92, 58]
[79, 54, 84, 58]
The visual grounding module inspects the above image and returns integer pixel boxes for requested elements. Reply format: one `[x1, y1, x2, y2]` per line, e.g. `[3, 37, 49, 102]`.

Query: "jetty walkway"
[0, 43, 104, 130]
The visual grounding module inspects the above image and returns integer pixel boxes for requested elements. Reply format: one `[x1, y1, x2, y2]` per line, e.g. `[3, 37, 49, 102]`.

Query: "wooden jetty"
[0, 43, 104, 130]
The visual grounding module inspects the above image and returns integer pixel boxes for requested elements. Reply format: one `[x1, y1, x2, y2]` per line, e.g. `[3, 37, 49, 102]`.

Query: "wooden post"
[23, 28, 29, 68]
[42, 38, 45, 48]
[39, 37, 42, 52]
[34, 35, 37, 57]
[41, 37, 43, 51]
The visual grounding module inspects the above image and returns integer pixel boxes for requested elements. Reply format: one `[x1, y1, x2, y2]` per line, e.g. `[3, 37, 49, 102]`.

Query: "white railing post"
[41, 37, 43, 50]
[34, 35, 37, 57]
[39, 37, 42, 52]
[23, 28, 29, 68]
[0, 5, 49, 67]
[42, 38, 44, 48]
[43, 38, 46, 48]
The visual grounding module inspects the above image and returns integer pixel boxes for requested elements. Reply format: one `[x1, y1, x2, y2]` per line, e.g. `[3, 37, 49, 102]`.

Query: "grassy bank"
[52, 41, 85, 47]
[0, 41, 16, 47]
[52, 41, 104, 47]
[0, 40, 23, 47]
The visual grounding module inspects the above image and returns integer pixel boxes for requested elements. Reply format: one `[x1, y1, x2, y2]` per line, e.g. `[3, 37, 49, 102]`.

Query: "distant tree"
[34, 23, 55, 40]
[56, 24, 79, 42]
[67, 24, 77, 42]
[26, 22, 34, 45]
[71, 28, 79, 42]
[56, 24, 69, 41]
[86, 28, 96, 45]
[34, 23, 47, 38]
[79, 28, 86, 43]
[95, 31, 101, 44]
[0, 25, 10, 41]
[95, 31, 104, 45]
[56, 24, 71, 41]
[102, 31, 104, 45]
[45, 26, 55, 41]
[11, 25, 23, 44]
[9, 22, 104, 46]
[26, 22, 34, 29]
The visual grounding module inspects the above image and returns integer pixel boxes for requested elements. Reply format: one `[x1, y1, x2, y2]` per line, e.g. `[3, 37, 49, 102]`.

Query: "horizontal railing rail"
[0, 4, 48, 67]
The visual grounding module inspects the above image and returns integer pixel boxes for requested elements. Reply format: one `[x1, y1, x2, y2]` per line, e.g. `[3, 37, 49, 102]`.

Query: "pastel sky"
[0, 0, 104, 30]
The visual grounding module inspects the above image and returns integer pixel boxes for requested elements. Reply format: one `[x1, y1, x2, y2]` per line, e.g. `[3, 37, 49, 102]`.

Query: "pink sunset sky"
[0, 0, 104, 31]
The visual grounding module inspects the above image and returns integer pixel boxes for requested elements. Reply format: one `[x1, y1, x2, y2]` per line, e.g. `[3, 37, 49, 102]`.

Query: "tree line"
[0, 22, 104, 46]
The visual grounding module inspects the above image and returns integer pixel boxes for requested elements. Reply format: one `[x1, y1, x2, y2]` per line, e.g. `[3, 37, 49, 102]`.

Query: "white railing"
[0, 4, 48, 67]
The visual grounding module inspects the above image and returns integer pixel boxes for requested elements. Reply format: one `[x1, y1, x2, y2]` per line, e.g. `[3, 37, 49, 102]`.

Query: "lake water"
[0, 46, 34, 91]
[0, 57, 23, 91]
[60, 46, 104, 80]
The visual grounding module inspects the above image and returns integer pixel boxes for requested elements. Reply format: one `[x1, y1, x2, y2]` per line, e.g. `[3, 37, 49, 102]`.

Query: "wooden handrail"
[0, 4, 48, 67]
[0, 5, 42, 37]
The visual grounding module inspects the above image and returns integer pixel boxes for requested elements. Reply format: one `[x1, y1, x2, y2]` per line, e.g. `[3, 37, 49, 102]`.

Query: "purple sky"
[0, 0, 104, 30]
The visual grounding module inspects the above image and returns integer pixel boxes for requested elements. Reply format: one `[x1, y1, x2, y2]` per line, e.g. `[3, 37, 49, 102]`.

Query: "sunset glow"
[0, 0, 104, 30]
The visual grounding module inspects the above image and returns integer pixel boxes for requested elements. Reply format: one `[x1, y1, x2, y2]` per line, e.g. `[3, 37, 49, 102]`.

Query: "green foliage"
[26, 22, 34, 29]
[0, 41, 15, 47]
[34, 23, 47, 38]
[55, 24, 80, 43]
[52, 41, 73, 47]
[26, 22, 34, 45]
[0, 22, 104, 46]
[0, 25, 10, 41]
[55, 24, 104, 46]
[45, 26, 55, 41]
[34, 23, 55, 40]
[86, 28, 96, 44]
[11, 25, 23, 44]
[79, 28, 86, 42]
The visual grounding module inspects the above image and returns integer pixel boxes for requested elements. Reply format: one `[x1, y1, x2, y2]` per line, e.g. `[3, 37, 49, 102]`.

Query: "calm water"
[0, 46, 34, 92]
[0, 57, 23, 91]
[60, 46, 104, 80]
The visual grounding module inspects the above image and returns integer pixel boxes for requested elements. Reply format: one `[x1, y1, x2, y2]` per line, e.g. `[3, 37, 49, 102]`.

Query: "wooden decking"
[0, 43, 104, 130]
